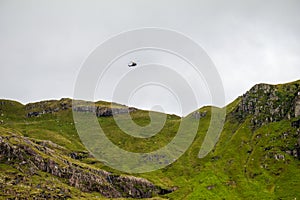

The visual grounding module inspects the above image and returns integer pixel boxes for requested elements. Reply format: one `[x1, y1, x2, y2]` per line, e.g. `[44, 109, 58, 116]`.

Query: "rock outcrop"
[295, 92, 300, 117]
[26, 98, 72, 117]
[192, 111, 207, 119]
[25, 98, 137, 118]
[73, 106, 137, 117]
[0, 131, 170, 198]
[232, 82, 300, 127]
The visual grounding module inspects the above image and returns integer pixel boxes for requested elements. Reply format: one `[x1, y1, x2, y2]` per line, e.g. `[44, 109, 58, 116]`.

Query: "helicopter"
[128, 61, 137, 67]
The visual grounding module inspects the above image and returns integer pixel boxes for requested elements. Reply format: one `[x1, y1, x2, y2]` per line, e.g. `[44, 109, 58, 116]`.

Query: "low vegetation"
[0, 80, 300, 199]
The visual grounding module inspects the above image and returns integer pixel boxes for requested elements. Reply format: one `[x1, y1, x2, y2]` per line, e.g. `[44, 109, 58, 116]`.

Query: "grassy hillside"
[0, 80, 300, 199]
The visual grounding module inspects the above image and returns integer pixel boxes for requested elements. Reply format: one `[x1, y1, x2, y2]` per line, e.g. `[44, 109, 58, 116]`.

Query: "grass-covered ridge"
[0, 79, 300, 199]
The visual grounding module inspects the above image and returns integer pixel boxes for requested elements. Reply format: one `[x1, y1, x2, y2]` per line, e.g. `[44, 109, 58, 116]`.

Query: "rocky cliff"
[232, 81, 300, 127]
[0, 129, 171, 199]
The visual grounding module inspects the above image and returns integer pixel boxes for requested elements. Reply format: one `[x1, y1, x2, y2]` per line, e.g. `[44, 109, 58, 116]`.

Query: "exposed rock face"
[26, 98, 72, 117]
[283, 129, 300, 160]
[25, 98, 137, 118]
[232, 83, 300, 127]
[295, 92, 300, 117]
[192, 111, 207, 119]
[0, 132, 170, 198]
[73, 106, 137, 117]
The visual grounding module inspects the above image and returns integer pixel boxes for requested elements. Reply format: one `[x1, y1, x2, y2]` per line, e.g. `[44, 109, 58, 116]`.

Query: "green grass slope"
[0, 79, 300, 199]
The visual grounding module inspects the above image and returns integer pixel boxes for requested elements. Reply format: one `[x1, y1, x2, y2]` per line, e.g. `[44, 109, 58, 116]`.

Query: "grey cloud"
[0, 0, 299, 115]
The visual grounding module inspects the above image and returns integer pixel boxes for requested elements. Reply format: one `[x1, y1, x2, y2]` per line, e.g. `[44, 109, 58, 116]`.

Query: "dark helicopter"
[128, 61, 137, 67]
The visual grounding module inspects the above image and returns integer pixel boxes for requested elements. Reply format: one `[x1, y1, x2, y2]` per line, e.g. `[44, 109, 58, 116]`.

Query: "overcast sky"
[1, 0, 300, 115]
